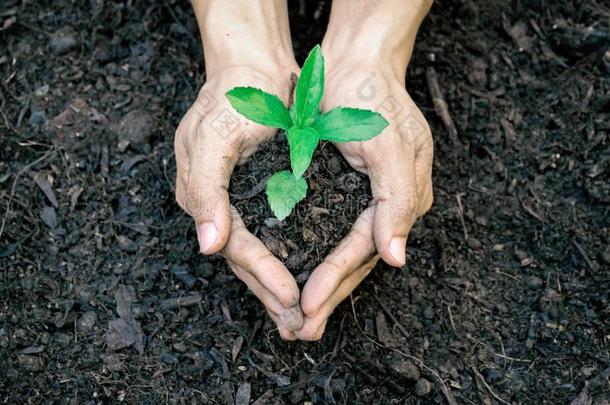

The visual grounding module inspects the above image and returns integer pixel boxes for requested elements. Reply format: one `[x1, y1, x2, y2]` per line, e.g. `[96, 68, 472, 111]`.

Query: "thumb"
[184, 122, 239, 255]
[367, 138, 418, 267]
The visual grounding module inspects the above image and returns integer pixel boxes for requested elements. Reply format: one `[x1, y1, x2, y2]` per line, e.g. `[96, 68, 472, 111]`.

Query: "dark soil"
[1, 1, 609, 404]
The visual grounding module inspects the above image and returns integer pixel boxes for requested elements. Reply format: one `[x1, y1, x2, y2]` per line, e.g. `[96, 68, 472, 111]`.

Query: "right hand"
[174, 66, 303, 339]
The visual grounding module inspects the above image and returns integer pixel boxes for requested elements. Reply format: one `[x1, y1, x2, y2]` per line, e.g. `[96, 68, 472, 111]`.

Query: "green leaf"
[289, 102, 297, 124]
[290, 101, 318, 126]
[226, 87, 292, 130]
[295, 45, 324, 127]
[312, 107, 389, 142]
[266, 171, 308, 220]
[287, 127, 319, 178]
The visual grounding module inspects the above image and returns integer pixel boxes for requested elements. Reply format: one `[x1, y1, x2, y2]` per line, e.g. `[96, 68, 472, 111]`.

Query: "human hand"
[174, 65, 304, 338]
[295, 60, 433, 341]
[174, 0, 307, 338]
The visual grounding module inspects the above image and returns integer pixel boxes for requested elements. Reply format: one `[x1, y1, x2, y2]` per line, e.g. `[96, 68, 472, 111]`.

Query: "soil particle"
[106, 318, 137, 351]
[414, 378, 433, 396]
[466, 236, 482, 250]
[76, 311, 98, 334]
[387, 356, 421, 381]
[114, 109, 157, 151]
[526, 275, 544, 289]
[50, 27, 79, 55]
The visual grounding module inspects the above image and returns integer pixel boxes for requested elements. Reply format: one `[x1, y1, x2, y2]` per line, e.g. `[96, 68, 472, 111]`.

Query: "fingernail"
[197, 222, 218, 253]
[280, 305, 303, 331]
[389, 237, 406, 266]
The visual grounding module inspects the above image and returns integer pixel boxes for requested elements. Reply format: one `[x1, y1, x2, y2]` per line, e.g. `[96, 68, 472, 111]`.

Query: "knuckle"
[277, 289, 298, 308]
[301, 301, 318, 319]
[350, 227, 371, 246]
[323, 257, 348, 275]
[251, 251, 276, 271]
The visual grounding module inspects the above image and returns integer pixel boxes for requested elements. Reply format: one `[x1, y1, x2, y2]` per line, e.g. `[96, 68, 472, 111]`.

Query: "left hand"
[293, 65, 434, 340]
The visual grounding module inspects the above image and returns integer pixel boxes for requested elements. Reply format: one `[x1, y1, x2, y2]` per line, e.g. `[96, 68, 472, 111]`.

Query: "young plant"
[225, 45, 388, 220]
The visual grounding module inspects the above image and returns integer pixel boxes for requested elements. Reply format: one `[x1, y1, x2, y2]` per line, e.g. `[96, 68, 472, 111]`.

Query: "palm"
[294, 67, 434, 340]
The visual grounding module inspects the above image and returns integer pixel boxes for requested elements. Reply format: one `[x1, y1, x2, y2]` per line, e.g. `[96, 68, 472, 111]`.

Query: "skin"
[175, 0, 434, 341]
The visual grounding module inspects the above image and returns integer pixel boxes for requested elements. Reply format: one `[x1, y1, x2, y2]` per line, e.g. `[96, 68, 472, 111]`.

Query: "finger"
[228, 261, 302, 333]
[184, 113, 242, 254]
[296, 254, 379, 341]
[300, 208, 376, 319]
[267, 311, 298, 341]
[414, 136, 434, 215]
[174, 112, 191, 211]
[366, 133, 418, 267]
[223, 209, 303, 331]
[175, 107, 201, 207]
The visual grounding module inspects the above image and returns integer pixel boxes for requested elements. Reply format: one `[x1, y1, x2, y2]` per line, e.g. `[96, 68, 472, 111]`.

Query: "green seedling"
[225, 45, 388, 220]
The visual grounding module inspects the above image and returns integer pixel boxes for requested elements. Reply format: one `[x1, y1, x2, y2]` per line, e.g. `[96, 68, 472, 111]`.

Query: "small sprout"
[226, 45, 388, 220]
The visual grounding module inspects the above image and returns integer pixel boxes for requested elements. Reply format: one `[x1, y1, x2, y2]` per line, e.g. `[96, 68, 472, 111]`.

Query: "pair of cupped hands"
[174, 54, 433, 341]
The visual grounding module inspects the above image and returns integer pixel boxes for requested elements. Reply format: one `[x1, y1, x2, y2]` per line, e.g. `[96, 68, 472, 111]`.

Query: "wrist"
[322, 0, 432, 79]
[194, 0, 298, 79]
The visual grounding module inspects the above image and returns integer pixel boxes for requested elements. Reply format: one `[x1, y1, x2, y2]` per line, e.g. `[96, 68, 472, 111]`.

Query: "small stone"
[160, 352, 178, 365]
[106, 318, 135, 351]
[76, 311, 98, 334]
[526, 275, 544, 289]
[520, 257, 533, 267]
[41, 206, 57, 229]
[414, 378, 433, 396]
[462, 321, 475, 333]
[34, 85, 49, 97]
[117, 235, 137, 252]
[466, 237, 482, 250]
[475, 215, 488, 226]
[388, 358, 420, 381]
[115, 110, 156, 151]
[117, 139, 130, 152]
[50, 27, 78, 55]
[581, 366, 596, 377]
[173, 342, 187, 352]
[264, 217, 281, 228]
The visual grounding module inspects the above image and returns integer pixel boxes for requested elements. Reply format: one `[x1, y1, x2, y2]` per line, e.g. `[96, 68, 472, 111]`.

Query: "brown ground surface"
[1, 1, 609, 403]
